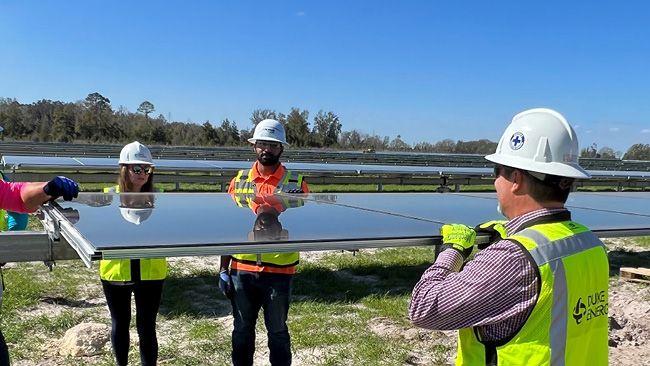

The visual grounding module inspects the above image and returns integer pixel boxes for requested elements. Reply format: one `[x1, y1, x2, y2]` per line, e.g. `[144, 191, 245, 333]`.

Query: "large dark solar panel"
[51, 191, 650, 265]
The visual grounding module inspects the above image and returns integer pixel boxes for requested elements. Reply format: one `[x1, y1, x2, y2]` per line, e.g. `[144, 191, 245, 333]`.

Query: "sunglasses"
[255, 141, 282, 150]
[130, 165, 154, 175]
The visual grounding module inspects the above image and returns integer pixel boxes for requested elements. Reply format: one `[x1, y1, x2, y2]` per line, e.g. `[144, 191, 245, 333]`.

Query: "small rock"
[59, 322, 110, 357]
[608, 338, 618, 348]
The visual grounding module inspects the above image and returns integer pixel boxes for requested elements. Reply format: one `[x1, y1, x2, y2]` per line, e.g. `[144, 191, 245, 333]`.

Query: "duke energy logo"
[509, 132, 525, 150]
[572, 291, 608, 325]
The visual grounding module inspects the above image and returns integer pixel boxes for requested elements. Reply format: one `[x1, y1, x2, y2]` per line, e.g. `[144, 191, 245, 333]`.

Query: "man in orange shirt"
[220, 119, 308, 366]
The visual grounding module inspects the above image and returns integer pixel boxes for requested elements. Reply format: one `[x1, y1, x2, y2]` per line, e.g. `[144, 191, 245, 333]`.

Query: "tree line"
[0, 93, 648, 159]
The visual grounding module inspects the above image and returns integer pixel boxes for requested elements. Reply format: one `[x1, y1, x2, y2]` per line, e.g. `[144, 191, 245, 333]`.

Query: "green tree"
[597, 146, 617, 159]
[216, 119, 240, 145]
[250, 109, 277, 126]
[285, 108, 310, 146]
[388, 135, 411, 151]
[202, 121, 219, 145]
[79, 92, 114, 141]
[51, 104, 77, 142]
[580, 143, 598, 158]
[623, 144, 650, 160]
[137, 101, 155, 118]
[312, 110, 342, 147]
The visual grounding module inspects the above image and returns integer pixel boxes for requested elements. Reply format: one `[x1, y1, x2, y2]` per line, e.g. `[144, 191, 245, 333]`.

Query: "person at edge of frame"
[99, 141, 166, 366]
[219, 119, 309, 366]
[0, 173, 79, 366]
[409, 108, 609, 366]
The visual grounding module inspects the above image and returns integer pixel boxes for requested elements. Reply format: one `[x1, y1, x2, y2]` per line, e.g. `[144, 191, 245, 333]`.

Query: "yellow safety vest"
[231, 169, 303, 271]
[98, 186, 167, 281]
[232, 168, 304, 195]
[456, 220, 609, 366]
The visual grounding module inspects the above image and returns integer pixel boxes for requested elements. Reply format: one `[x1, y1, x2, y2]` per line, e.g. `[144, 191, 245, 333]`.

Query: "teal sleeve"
[7, 211, 28, 231]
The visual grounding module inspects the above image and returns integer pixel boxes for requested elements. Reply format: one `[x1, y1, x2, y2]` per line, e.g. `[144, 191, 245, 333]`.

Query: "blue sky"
[1, 1, 649, 152]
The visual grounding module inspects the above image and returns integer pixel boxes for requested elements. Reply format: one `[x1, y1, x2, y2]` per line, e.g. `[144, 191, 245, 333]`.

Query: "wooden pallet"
[620, 267, 650, 284]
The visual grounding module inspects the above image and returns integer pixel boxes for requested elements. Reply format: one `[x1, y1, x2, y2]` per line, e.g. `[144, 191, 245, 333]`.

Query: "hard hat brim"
[119, 160, 156, 167]
[485, 154, 591, 179]
[248, 137, 290, 146]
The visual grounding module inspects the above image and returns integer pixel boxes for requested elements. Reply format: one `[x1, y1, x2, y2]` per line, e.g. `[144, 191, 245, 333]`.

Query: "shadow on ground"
[159, 274, 231, 318]
[608, 249, 650, 276]
[293, 263, 429, 303]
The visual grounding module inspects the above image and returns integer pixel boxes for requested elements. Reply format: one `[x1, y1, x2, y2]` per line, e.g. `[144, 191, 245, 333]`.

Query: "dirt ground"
[604, 239, 650, 366]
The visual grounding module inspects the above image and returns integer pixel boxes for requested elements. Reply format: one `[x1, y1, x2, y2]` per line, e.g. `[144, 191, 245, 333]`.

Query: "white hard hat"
[120, 207, 153, 225]
[119, 141, 155, 166]
[485, 108, 590, 179]
[248, 119, 288, 145]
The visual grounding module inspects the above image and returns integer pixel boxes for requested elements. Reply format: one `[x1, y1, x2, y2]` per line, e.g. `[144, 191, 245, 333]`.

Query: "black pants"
[102, 280, 164, 366]
[0, 329, 8, 366]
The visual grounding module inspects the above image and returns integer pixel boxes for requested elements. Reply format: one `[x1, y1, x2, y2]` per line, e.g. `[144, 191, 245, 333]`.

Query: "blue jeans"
[230, 270, 293, 366]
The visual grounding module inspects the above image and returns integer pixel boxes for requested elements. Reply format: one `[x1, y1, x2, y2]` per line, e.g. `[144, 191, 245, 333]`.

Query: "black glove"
[474, 220, 507, 249]
[43, 176, 79, 201]
[219, 270, 233, 299]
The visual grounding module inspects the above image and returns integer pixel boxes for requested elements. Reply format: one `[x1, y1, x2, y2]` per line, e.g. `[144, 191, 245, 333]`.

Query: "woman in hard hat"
[100, 141, 166, 366]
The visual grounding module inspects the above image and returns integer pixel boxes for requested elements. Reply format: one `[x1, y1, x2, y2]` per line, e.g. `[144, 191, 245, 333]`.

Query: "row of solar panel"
[3, 155, 650, 179]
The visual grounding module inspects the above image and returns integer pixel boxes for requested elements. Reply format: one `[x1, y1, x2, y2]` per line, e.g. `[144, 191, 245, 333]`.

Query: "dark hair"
[526, 174, 574, 203]
[118, 165, 154, 193]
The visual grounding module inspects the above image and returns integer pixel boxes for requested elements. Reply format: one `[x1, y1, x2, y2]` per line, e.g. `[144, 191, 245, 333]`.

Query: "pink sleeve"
[0, 180, 31, 213]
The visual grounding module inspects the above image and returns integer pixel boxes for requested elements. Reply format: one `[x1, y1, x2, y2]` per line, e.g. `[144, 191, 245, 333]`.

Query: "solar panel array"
[1, 141, 648, 170]
[3, 155, 649, 180]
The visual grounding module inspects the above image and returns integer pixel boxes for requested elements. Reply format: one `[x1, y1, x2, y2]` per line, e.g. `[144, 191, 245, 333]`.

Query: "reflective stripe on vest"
[99, 185, 167, 281]
[233, 169, 256, 194]
[456, 221, 609, 366]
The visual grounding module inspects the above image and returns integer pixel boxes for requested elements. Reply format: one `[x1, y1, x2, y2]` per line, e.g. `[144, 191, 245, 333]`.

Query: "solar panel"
[43, 191, 650, 266]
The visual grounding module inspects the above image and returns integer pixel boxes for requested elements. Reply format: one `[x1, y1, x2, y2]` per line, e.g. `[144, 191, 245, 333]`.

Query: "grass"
[631, 236, 650, 248]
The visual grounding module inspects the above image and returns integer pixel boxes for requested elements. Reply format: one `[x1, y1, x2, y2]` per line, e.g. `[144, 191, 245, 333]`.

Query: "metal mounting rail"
[40, 202, 97, 267]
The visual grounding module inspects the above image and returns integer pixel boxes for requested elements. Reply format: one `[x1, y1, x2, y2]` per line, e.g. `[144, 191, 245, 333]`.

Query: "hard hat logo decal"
[509, 132, 525, 150]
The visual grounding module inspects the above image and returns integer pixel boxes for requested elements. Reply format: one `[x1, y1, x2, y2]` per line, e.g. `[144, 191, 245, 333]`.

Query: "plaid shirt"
[409, 208, 568, 341]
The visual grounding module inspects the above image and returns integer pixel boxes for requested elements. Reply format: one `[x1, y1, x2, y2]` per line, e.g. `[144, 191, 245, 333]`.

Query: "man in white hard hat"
[220, 119, 308, 366]
[409, 108, 609, 365]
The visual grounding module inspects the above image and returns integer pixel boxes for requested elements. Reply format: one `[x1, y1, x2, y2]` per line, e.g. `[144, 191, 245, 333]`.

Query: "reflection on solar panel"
[36, 192, 650, 266]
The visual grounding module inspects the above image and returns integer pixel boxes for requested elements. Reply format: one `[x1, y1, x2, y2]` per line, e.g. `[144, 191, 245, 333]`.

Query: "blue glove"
[43, 176, 79, 201]
[219, 270, 233, 299]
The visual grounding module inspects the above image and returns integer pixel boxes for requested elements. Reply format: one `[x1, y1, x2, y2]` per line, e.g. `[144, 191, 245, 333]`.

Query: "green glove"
[440, 224, 476, 260]
[475, 220, 507, 249]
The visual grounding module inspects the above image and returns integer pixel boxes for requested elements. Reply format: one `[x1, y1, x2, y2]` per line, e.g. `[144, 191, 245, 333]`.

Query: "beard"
[257, 152, 280, 166]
